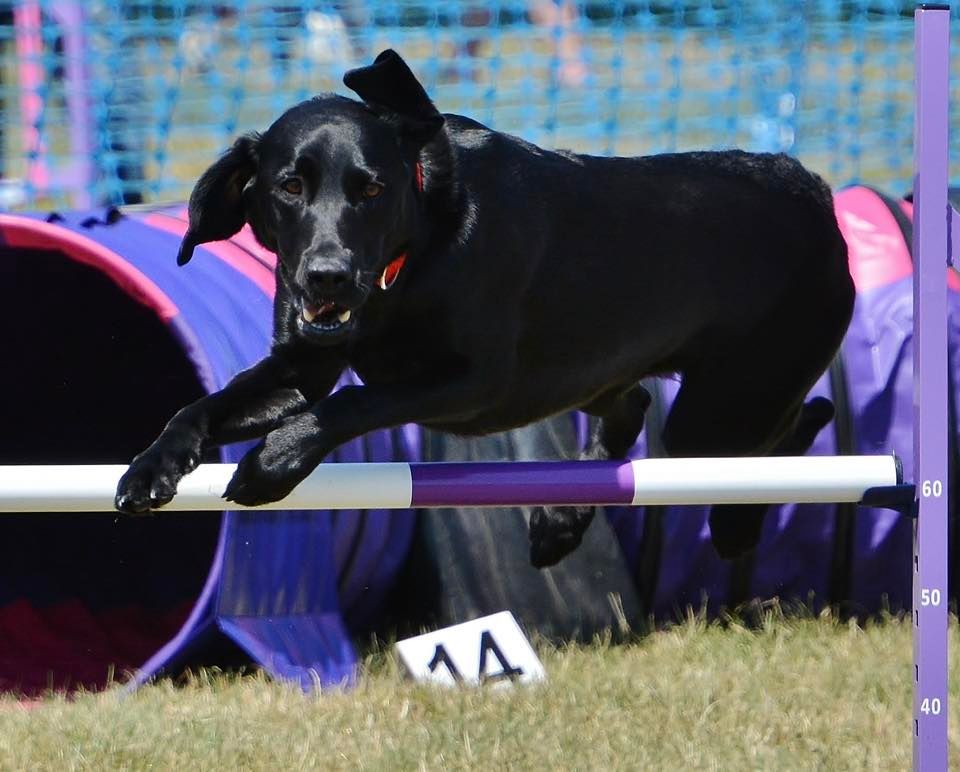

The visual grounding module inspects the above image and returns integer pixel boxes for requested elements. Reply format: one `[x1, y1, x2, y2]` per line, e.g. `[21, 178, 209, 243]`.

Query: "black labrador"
[115, 50, 855, 567]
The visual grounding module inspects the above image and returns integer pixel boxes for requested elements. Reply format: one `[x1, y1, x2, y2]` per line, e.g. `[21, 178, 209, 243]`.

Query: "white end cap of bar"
[629, 455, 899, 506]
[0, 463, 414, 512]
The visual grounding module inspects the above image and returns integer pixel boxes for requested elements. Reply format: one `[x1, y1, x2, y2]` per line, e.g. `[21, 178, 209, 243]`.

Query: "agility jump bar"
[0, 455, 901, 513]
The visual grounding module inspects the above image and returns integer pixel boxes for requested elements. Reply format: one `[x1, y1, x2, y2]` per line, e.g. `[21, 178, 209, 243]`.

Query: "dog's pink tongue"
[302, 300, 324, 324]
[302, 299, 344, 325]
[304, 301, 334, 315]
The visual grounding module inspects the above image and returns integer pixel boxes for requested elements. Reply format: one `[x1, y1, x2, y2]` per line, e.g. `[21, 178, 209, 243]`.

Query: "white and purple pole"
[913, 5, 950, 769]
[0, 456, 900, 513]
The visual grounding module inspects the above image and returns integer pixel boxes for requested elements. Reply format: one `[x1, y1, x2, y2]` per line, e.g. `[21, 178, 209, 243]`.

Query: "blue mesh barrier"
[0, 1, 952, 209]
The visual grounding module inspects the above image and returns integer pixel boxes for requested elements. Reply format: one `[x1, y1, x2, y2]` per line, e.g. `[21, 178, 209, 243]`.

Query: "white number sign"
[395, 611, 546, 687]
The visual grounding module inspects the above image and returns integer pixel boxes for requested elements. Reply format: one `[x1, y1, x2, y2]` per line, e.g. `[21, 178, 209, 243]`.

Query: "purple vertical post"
[913, 6, 949, 770]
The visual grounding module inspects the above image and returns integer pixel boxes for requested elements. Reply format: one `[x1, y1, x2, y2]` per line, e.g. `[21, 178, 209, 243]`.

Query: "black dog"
[115, 50, 855, 567]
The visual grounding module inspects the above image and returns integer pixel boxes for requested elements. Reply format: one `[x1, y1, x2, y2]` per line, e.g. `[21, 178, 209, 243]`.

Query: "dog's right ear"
[177, 133, 260, 266]
[343, 50, 444, 145]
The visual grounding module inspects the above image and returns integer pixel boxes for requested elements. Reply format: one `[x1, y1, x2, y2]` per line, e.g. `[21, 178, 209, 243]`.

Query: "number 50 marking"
[920, 588, 942, 607]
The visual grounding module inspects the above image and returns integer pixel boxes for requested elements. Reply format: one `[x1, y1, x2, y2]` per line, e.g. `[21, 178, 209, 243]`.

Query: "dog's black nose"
[306, 267, 351, 293]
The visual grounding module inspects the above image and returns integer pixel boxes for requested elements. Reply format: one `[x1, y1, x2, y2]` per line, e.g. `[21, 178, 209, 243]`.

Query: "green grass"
[1, 612, 956, 770]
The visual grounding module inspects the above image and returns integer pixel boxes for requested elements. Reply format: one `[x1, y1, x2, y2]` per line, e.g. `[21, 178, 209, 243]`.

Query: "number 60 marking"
[922, 480, 943, 498]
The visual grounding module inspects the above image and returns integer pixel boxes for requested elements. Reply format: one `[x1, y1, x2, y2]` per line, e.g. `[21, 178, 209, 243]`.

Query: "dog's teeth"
[302, 306, 317, 323]
[337, 309, 352, 324]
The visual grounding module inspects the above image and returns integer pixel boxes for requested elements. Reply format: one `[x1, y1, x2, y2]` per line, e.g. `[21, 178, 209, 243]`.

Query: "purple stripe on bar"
[409, 461, 635, 508]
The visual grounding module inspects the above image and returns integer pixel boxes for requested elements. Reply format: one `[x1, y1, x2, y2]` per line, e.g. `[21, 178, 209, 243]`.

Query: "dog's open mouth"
[299, 298, 354, 333]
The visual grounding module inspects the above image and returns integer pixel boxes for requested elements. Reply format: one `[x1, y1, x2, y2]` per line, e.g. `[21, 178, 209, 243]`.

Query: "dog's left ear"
[343, 50, 444, 145]
[178, 133, 260, 266]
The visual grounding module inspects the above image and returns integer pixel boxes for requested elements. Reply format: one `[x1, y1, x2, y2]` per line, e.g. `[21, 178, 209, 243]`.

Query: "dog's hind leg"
[661, 309, 847, 560]
[528, 383, 651, 568]
[706, 395, 835, 559]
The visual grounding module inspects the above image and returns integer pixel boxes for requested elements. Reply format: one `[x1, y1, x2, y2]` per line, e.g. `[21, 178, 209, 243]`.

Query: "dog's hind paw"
[707, 503, 767, 560]
[528, 505, 595, 568]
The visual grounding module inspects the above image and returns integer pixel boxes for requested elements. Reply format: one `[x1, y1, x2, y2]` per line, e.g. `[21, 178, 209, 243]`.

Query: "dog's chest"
[348, 316, 463, 387]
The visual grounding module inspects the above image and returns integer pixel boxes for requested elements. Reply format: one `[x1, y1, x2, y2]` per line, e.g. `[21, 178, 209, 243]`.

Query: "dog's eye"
[362, 182, 384, 199]
[280, 177, 303, 196]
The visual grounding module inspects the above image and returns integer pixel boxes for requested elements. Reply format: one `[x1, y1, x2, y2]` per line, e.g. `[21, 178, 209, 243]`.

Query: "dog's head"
[177, 50, 445, 345]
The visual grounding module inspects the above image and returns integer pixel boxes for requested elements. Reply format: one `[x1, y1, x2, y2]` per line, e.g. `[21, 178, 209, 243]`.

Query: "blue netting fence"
[0, 1, 953, 209]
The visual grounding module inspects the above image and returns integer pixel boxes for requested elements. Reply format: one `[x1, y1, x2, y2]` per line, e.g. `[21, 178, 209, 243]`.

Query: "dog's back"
[434, 124, 852, 429]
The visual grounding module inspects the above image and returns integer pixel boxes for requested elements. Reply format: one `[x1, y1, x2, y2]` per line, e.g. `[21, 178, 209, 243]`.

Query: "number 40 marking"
[920, 697, 943, 715]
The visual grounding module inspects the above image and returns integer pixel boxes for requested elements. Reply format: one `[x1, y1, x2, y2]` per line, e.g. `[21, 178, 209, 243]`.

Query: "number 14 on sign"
[395, 611, 547, 687]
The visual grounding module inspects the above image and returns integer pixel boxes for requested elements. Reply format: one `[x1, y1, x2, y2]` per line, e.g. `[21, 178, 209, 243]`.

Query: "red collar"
[377, 161, 423, 291]
[378, 254, 406, 290]
[414, 159, 424, 193]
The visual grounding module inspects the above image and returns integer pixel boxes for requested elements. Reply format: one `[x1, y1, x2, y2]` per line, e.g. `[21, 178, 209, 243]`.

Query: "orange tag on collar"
[414, 161, 424, 192]
[379, 253, 407, 290]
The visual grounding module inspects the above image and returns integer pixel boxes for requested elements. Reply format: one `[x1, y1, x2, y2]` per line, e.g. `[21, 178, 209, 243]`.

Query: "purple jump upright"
[913, 6, 950, 769]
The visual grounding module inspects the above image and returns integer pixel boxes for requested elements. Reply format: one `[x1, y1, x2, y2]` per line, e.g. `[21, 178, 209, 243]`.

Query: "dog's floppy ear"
[177, 133, 259, 266]
[343, 50, 444, 144]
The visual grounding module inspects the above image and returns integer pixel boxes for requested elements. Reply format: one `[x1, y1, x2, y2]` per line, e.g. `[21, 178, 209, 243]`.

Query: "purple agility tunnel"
[0, 206, 418, 695]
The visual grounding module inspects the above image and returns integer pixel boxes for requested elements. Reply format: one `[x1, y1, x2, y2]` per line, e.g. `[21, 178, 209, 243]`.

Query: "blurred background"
[0, 0, 950, 210]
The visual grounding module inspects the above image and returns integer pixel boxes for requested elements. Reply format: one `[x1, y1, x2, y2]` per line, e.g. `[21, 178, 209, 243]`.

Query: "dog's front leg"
[223, 377, 503, 506]
[115, 352, 344, 513]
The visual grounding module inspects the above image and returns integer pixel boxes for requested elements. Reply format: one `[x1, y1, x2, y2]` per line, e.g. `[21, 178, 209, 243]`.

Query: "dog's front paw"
[222, 418, 322, 507]
[114, 438, 202, 514]
[528, 505, 596, 568]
